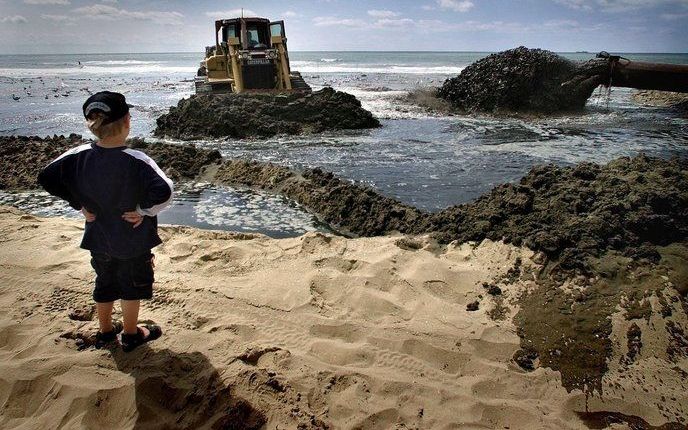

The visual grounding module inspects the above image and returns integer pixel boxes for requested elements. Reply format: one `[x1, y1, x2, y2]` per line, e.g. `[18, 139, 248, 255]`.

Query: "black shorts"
[90, 252, 155, 303]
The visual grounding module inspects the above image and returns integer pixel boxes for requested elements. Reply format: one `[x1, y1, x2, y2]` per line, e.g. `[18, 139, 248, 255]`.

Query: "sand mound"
[0, 206, 686, 428]
[0, 136, 221, 190]
[154, 87, 381, 140]
[437, 47, 607, 113]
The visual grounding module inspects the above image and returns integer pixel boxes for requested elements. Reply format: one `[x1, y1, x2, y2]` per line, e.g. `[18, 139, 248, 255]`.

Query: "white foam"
[335, 86, 434, 119]
[194, 189, 318, 233]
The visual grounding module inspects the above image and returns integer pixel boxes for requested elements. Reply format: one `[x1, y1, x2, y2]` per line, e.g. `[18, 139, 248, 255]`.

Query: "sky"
[0, 0, 686, 54]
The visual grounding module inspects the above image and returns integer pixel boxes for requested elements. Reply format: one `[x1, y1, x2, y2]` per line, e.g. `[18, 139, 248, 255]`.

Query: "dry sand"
[0, 206, 686, 429]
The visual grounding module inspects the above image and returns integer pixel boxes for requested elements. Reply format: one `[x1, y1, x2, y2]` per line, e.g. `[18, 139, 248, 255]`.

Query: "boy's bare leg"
[121, 299, 140, 335]
[96, 301, 114, 333]
[121, 299, 150, 337]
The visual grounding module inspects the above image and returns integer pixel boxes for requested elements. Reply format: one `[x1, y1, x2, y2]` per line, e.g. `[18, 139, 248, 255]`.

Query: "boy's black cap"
[82, 91, 131, 124]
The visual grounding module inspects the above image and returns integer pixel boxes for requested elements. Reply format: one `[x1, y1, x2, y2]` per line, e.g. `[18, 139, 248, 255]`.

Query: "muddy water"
[1, 51, 686, 235]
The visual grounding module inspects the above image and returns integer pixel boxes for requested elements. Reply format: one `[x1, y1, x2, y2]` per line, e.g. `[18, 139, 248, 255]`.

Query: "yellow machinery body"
[195, 17, 310, 94]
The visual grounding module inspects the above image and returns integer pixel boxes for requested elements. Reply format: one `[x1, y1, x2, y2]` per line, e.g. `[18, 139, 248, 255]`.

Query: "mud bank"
[126, 138, 221, 181]
[427, 155, 688, 271]
[0, 134, 82, 190]
[213, 160, 423, 237]
[437, 46, 607, 113]
[5, 136, 687, 274]
[215, 155, 688, 273]
[513, 241, 688, 400]
[154, 87, 380, 140]
[0, 136, 221, 190]
[633, 90, 688, 113]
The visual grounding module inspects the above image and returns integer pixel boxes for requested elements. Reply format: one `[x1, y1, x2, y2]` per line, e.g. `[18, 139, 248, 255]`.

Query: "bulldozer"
[195, 16, 310, 94]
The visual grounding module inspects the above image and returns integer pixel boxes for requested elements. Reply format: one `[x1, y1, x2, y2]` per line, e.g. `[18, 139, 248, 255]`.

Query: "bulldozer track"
[290, 75, 311, 92]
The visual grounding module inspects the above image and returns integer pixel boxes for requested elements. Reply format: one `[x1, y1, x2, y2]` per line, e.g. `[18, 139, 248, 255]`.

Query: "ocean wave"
[320, 58, 343, 63]
[294, 64, 464, 75]
[1, 63, 462, 78]
[0, 65, 197, 77]
[82, 60, 160, 66]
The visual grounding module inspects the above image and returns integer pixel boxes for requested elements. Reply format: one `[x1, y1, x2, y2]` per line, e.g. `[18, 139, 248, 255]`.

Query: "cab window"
[270, 22, 284, 38]
[246, 24, 268, 49]
[222, 24, 237, 42]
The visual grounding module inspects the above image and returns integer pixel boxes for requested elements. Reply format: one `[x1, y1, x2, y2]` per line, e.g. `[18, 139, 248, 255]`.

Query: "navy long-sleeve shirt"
[38, 143, 174, 259]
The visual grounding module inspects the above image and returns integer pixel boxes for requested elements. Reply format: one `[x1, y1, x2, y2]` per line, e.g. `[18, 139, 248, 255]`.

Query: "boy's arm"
[124, 149, 174, 217]
[38, 145, 90, 211]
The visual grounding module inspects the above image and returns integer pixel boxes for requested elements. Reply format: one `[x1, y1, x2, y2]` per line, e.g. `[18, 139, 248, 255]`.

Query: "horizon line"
[1, 50, 687, 56]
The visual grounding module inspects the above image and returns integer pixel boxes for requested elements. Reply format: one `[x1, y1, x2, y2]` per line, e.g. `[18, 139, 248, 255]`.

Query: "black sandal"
[95, 321, 123, 349]
[120, 324, 162, 352]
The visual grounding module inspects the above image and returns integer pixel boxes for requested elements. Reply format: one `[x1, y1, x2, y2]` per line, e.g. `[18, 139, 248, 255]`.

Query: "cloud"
[73, 4, 184, 25]
[24, 0, 69, 4]
[1, 15, 28, 23]
[310, 14, 582, 33]
[541, 19, 583, 30]
[205, 9, 259, 19]
[596, 0, 661, 10]
[374, 18, 415, 27]
[661, 11, 688, 18]
[312, 16, 368, 27]
[437, 0, 474, 12]
[72, 4, 117, 20]
[553, 0, 593, 10]
[555, 0, 688, 12]
[367, 9, 400, 18]
[598, 0, 679, 11]
[41, 14, 72, 21]
[313, 14, 412, 29]
[282, 11, 299, 18]
[414, 18, 600, 33]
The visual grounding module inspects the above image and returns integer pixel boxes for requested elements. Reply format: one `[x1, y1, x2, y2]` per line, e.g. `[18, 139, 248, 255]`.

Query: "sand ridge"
[1, 206, 685, 429]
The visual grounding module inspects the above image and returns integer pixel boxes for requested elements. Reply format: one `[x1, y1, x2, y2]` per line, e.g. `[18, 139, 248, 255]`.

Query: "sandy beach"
[0, 205, 686, 429]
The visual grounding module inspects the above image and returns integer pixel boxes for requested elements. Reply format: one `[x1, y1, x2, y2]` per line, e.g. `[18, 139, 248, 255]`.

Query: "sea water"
[1, 51, 687, 236]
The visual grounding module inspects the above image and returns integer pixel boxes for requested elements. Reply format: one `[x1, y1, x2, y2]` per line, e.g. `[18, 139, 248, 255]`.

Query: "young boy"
[38, 91, 174, 352]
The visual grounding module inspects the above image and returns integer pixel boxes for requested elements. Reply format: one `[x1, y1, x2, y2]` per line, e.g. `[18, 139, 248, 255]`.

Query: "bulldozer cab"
[269, 21, 291, 71]
[196, 16, 308, 94]
[217, 18, 274, 51]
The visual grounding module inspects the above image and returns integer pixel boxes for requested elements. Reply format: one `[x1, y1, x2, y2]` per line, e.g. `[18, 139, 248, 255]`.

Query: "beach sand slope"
[0, 206, 685, 429]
